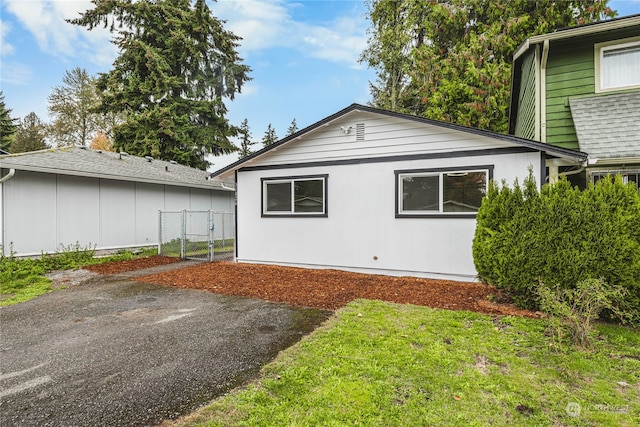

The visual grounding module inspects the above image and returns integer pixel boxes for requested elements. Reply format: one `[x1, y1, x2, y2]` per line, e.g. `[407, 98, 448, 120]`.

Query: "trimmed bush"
[473, 173, 640, 321]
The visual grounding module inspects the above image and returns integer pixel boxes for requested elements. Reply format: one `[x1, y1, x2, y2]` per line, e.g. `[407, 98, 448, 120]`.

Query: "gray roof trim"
[210, 103, 587, 178]
[513, 14, 640, 60]
[0, 147, 234, 191]
[238, 147, 534, 173]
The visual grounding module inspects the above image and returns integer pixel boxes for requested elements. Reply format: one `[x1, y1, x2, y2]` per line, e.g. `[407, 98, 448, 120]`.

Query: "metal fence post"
[181, 209, 186, 259]
[208, 210, 214, 262]
[158, 210, 162, 255]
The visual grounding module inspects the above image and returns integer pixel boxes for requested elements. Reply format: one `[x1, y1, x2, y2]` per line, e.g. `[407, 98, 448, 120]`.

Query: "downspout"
[559, 167, 585, 177]
[540, 40, 558, 183]
[0, 169, 16, 257]
[0, 168, 15, 184]
[540, 40, 549, 143]
[534, 45, 541, 141]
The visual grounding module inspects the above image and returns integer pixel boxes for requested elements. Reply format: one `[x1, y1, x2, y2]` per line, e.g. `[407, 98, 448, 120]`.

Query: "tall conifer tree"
[69, 0, 251, 169]
[262, 124, 278, 147]
[0, 92, 18, 152]
[238, 118, 256, 159]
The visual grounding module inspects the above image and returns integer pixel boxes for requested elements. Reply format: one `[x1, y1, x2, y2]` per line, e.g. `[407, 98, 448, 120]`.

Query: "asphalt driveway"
[0, 263, 331, 426]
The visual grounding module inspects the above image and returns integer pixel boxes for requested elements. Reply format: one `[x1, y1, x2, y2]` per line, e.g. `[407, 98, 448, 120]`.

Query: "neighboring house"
[210, 104, 586, 281]
[0, 147, 234, 257]
[509, 14, 640, 186]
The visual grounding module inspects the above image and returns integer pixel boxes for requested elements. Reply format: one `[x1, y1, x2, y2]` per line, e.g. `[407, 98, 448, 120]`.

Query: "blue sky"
[2, 0, 639, 170]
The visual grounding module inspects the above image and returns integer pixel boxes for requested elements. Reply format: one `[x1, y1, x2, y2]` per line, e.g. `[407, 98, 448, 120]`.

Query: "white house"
[211, 104, 587, 281]
[0, 147, 235, 257]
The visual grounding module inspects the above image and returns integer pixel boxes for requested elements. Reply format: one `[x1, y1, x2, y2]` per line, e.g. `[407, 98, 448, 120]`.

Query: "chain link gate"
[158, 210, 235, 262]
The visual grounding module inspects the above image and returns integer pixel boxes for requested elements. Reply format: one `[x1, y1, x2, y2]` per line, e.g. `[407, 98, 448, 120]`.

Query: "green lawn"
[172, 300, 639, 426]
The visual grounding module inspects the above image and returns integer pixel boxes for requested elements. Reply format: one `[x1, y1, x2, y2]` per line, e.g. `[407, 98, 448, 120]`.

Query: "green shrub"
[473, 173, 640, 321]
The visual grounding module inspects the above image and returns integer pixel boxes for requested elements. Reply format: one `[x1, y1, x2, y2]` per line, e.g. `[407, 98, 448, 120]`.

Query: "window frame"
[590, 169, 639, 186]
[594, 36, 640, 93]
[261, 174, 328, 217]
[395, 165, 493, 218]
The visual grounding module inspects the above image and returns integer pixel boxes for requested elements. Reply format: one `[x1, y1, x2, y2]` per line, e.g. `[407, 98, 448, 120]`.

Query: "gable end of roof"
[210, 104, 587, 178]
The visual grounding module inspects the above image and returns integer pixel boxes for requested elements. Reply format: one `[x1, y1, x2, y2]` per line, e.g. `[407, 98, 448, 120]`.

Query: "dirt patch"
[96, 258, 541, 318]
[84, 256, 181, 274]
[47, 269, 100, 289]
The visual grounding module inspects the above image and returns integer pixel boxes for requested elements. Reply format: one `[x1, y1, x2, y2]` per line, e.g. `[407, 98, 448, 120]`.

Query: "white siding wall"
[2, 170, 235, 256]
[247, 112, 519, 167]
[235, 113, 543, 281]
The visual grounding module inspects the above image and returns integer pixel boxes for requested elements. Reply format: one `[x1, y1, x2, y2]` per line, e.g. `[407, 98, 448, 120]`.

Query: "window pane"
[602, 45, 640, 89]
[294, 179, 324, 213]
[265, 182, 291, 212]
[402, 175, 439, 211]
[443, 171, 486, 212]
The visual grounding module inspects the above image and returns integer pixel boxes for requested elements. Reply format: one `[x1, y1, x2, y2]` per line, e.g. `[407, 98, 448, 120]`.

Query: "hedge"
[473, 173, 640, 319]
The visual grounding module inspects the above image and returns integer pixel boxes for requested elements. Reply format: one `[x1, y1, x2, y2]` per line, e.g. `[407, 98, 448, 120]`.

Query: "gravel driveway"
[0, 263, 330, 426]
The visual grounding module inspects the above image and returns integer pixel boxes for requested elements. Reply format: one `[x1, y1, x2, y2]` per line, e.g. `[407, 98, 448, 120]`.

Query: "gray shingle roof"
[569, 92, 640, 160]
[0, 147, 234, 191]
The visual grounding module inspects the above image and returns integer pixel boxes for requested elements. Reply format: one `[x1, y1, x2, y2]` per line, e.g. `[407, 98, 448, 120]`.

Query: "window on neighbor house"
[262, 175, 328, 216]
[597, 38, 640, 92]
[592, 170, 639, 187]
[396, 167, 491, 217]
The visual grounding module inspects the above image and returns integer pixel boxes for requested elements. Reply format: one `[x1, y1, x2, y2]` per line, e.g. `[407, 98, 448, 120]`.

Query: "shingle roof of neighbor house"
[210, 103, 588, 178]
[569, 93, 640, 161]
[0, 146, 234, 191]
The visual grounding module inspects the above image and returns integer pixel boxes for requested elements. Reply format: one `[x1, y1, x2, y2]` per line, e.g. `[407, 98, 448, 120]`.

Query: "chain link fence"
[158, 210, 235, 262]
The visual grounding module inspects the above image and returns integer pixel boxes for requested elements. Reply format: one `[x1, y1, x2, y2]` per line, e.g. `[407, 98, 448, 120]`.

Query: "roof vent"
[356, 123, 365, 141]
[165, 166, 169, 172]
[170, 160, 177, 164]
[144, 156, 153, 162]
[119, 151, 129, 160]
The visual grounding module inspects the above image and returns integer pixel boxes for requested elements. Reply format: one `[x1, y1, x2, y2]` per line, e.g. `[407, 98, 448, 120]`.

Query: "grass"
[171, 300, 639, 427]
[0, 245, 157, 307]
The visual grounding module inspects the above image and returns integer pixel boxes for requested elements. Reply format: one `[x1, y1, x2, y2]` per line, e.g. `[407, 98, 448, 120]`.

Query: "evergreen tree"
[361, 0, 616, 133]
[48, 68, 103, 147]
[10, 112, 48, 153]
[261, 124, 278, 147]
[0, 92, 18, 152]
[238, 118, 256, 159]
[286, 118, 298, 136]
[68, 0, 251, 170]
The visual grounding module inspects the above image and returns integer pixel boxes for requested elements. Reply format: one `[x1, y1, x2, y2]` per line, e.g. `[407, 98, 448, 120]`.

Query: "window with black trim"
[262, 175, 328, 216]
[396, 167, 491, 217]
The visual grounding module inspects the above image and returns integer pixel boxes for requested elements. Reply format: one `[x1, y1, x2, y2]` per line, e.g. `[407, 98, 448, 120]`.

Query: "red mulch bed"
[84, 256, 181, 275]
[93, 257, 539, 317]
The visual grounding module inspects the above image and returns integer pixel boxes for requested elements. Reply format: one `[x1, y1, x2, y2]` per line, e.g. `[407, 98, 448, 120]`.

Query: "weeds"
[0, 243, 154, 306]
[538, 278, 630, 348]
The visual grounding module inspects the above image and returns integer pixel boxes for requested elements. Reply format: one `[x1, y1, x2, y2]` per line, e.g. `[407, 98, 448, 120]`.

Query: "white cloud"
[0, 61, 33, 85]
[0, 19, 15, 56]
[5, 0, 116, 67]
[236, 82, 259, 98]
[212, 0, 368, 68]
